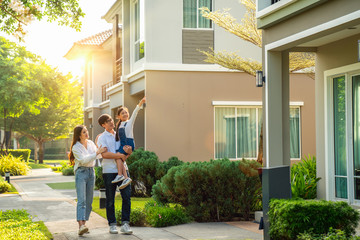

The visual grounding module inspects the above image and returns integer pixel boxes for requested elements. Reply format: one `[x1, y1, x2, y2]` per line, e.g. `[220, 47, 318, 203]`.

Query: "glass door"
[353, 75, 360, 201]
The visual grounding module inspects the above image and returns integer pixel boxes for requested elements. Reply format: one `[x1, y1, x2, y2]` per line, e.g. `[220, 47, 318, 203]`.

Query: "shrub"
[128, 148, 184, 197]
[62, 166, 74, 176]
[291, 155, 321, 199]
[269, 199, 360, 240]
[0, 209, 48, 239]
[59, 162, 74, 176]
[298, 228, 360, 240]
[144, 200, 191, 227]
[115, 207, 146, 226]
[152, 159, 261, 222]
[1, 149, 31, 162]
[94, 167, 105, 189]
[0, 154, 29, 176]
[51, 167, 61, 172]
[0, 177, 11, 193]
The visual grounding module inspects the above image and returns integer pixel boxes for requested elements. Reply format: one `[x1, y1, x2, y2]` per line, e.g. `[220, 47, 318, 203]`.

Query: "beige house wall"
[262, 0, 360, 45]
[315, 33, 360, 199]
[144, 70, 315, 162]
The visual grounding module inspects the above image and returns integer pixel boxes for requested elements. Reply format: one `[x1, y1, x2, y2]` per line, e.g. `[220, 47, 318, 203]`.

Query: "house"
[256, 0, 360, 238]
[65, 0, 315, 165]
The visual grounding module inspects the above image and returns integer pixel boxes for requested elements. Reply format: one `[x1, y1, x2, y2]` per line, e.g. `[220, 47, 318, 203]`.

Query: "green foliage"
[94, 167, 105, 189]
[269, 199, 360, 240]
[0, 154, 29, 176]
[116, 207, 147, 227]
[144, 200, 192, 227]
[0, 177, 11, 193]
[152, 159, 261, 222]
[128, 148, 184, 197]
[0, 209, 49, 239]
[5, 149, 31, 162]
[60, 162, 74, 176]
[291, 155, 321, 199]
[0, 0, 84, 37]
[298, 228, 360, 240]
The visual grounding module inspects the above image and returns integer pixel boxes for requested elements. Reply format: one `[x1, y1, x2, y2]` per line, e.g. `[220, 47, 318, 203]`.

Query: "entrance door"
[332, 73, 360, 204]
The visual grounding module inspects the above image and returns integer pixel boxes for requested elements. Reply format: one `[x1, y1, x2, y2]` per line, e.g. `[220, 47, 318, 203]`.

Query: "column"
[262, 50, 291, 240]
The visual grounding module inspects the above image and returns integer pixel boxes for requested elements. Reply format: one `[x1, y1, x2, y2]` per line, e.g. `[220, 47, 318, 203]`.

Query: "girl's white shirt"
[119, 105, 141, 139]
[72, 139, 99, 172]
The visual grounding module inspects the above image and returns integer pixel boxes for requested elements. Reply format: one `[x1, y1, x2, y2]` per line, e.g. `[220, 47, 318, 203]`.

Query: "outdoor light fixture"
[5, 171, 10, 183]
[256, 70, 265, 87]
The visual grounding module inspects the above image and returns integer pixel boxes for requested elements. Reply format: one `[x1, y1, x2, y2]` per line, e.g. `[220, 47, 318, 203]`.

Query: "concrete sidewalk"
[0, 168, 263, 240]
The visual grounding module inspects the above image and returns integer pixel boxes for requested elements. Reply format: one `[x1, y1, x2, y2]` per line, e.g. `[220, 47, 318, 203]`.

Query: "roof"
[75, 29, 112, 46]
[64, 28, 119, 59]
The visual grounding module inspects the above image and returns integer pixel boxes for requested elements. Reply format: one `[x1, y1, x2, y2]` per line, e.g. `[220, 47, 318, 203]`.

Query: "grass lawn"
[47, 182, 75, 190]
[28, 162, 51, 169]
[92, 196, 152, 219]
[28, 159, 68, 169]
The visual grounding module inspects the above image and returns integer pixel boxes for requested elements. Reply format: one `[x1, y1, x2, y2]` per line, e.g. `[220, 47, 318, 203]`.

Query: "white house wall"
[214, 0, 261, 62]
[144, 0, 261, 65]
[92, 52, 113, 104]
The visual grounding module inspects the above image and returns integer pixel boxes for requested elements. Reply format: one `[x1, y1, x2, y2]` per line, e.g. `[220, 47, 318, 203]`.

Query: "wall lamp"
[256, 70, 265, 87]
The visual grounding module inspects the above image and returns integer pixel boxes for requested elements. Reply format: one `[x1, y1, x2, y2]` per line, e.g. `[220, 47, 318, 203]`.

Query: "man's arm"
[101, 151, 123, 159]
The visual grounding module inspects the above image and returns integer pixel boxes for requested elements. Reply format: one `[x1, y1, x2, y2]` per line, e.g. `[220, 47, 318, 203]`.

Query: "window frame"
[183, 0, 213, 30]
[213, 101, 302, 160]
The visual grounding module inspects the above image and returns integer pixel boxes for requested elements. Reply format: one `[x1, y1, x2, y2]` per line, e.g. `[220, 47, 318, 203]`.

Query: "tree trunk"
[34, 142, 38, 163]
[1, 108, 7, 152]
[257, 125, 263, 165]
[38, 141, 44, 164]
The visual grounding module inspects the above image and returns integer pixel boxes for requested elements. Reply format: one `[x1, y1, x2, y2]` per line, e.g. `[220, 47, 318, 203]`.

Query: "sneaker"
[119, 178, 132, 190]
[109, 225, 118, 234]
[120, 223, 133, 234]
[112, 175, 125, 183]
[78, 225, 88, 235]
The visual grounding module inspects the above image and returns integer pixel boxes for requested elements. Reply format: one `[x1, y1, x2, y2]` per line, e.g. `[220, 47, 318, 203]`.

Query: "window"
[134, 0, 144, 61]
[183, 0, 212, 28]
[214, 106, 301, 159]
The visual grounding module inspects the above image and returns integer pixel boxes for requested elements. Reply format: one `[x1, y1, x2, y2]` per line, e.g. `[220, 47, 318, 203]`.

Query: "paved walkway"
[0, 168, 263, 240]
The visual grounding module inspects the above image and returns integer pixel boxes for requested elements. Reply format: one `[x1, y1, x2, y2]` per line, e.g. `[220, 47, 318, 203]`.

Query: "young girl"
[111, 96, 146, 189]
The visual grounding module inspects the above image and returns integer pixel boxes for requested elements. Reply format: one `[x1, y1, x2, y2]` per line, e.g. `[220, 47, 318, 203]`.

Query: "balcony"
[101, 81, 113, 102]
[115, 58, 122, 84]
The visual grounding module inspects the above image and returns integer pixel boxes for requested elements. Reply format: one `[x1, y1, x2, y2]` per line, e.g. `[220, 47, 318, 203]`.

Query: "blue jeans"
[75, 167, 95, 221]
[103, 171, 131, 226]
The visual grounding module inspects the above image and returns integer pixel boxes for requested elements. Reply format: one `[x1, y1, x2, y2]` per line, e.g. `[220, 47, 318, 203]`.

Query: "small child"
[111, 97, 146, 189]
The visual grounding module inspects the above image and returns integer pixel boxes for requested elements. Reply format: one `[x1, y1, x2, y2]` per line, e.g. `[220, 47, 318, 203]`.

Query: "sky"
[2, 0, 116, 78]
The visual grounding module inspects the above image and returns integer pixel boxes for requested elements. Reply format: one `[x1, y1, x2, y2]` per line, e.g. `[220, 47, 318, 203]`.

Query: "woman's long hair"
[115, 107, 128, 141]
[69, 125, 85, 166]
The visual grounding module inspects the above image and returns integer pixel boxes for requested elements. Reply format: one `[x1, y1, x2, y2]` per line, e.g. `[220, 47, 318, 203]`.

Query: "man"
[97, 114, 133, 234]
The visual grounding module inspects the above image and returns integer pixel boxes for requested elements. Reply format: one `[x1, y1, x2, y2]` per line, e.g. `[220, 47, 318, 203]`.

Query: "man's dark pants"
[103, 172, 131, 226]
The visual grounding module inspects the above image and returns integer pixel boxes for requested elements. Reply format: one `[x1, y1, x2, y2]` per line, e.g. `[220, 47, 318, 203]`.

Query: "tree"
[0, 0, 84, 40]
[12, 62, 83, 163]
[0, 36, 46, 151]
[200, 0, 315, 164]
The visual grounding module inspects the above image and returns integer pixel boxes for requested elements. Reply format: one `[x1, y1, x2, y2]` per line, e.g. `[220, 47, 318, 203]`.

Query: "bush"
[291, 155, 321, 199]
[1, 149, 31, 162]
[59, 162, 74, 176]
[0, 209, 48, 239]
[269, 199, 360, 240]
[0, 154, 29, 176]
[152, 159, 261, 222]
[128, 148, 184, 197]
[94, 167, 105, 189]
[298, 228, 360, 240]
[115, 207, 147, 226]
[144, 200, 191, 227]
[62, 166, 74, 176]
[0, 177, 11, 193]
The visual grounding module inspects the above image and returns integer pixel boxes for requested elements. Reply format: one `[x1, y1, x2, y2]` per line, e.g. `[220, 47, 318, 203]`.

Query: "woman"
[69, 125, 106, 235]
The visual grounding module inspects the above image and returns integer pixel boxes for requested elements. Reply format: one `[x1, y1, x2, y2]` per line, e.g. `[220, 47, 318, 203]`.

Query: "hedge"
[152, 158, 261, 222]
[269, 198, 360, 240]
[1, 149, 31, 162]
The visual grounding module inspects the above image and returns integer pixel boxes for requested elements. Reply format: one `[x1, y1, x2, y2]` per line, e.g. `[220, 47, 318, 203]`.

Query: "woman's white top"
[72, 140, 98, 172]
